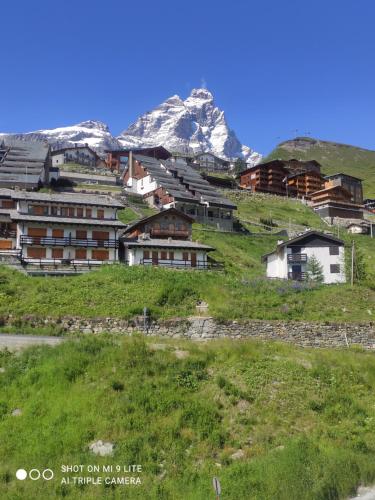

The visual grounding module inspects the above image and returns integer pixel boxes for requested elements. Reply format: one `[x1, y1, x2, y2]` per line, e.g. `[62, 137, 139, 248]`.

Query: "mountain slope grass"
[0, 192, 374, 326]
[1, 335, 375, 499]
[265, 137, 375, 197]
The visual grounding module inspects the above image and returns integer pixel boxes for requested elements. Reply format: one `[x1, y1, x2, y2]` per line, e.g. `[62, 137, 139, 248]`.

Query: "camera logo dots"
[16, 468, 54, 481]
[16, 469, 27, 481]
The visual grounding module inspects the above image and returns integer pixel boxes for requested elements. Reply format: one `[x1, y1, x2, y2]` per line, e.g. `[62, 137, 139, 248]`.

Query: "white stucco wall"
[266, 244, 346, 284]
[126, 247, 208, 268]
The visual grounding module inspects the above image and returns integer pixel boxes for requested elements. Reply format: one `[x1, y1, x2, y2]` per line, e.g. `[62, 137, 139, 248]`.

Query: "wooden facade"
[287, 171, 325, 199]
[239, 161, 289, 196]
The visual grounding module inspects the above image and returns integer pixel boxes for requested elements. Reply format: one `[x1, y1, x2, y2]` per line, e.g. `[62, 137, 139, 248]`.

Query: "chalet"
[191, 152, 230, 172]
[120, 208, 215, 269]
[287, 170, 325, 199]
[106, 146, 171, 173]
[51, 144, 100, 168]
[347, 222, 370, 235]
[311, 185, 363, 220]
[324, 173, 363, 204]
[123, 154, 236, 231]
[239, 160, 290, 196]
[0, 139, 51, 189]
[0, 190, 125, 267]
[262, 231, 346, 284]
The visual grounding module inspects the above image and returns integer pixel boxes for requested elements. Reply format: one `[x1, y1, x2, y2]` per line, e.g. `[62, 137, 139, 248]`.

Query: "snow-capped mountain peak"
[118, 88, 261, 164]
[0, 88, 261, 165]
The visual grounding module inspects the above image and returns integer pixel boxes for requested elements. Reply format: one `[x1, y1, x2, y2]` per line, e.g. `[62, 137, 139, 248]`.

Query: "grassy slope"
[1, 336, 375, 499]
[265, 137, 375, 198]
[1, 192, 375, 324]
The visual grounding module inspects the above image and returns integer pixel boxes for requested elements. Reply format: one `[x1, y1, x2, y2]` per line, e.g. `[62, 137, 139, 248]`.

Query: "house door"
[152, 251, 158, 265]
[191, 253, 197, 267]
[292, 264, 302, 280]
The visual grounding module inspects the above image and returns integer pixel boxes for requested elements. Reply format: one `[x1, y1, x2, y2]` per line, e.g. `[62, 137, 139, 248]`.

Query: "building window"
[161, 251, 167, 260]
[86, 208, 92, 218]
[60, 207, 68, 217]
[51, 206, 58, 215]
[329, 246, 339, 255]
[75, 249, 87, 259]
[76, 230, 87, 239]
[143, 250, 150, 260]
[169, 251, 174, 260]
[97, 209, 104, 219]
[92, 249, 109, 261]
[52, 229, 64, 238]
[182, 252, 189, 261]
[68, 207, 75, 217]
[77, 208, 84, 217]
[330, 264, 340, 273]
[52, 248, 63, 259]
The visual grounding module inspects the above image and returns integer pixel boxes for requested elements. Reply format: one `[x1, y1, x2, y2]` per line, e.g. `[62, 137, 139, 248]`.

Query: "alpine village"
[1, 90, 375, 500]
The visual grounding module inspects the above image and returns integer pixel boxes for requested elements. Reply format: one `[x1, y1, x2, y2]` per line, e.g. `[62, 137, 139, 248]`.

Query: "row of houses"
[239, 159, 365, 221]
[0, 189, 215, 271]
[0, 186, 346, 283]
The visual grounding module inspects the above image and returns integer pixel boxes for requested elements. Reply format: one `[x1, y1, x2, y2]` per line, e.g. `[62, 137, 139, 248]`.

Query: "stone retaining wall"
[4, 315, 375, 349]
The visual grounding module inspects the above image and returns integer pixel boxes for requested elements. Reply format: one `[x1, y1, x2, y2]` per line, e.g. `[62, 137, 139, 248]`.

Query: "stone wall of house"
[3, 314, 375, 350]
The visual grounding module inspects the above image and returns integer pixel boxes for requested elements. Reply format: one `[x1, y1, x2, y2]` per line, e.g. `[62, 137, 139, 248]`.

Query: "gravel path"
[350, 486, 375, 499]
[0, 334, 64, 351]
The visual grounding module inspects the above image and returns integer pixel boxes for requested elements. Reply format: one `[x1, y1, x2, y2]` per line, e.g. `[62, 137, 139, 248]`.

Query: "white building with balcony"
[262, 231, 346, 284]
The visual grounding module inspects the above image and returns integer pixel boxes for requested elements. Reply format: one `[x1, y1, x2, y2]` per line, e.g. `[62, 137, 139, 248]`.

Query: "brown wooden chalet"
[311, 185, 364, 220]
[120, 208, 215, 269]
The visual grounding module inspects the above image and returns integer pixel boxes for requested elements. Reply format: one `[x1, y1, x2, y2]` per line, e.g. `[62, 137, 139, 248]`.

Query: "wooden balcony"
[150, 229, 189, 238]
[20, 235, 118, 248]
[287, 253, 307, 263]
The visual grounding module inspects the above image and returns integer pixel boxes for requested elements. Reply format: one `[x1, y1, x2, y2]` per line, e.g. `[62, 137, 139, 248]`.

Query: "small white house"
[262, 231, 346, 284]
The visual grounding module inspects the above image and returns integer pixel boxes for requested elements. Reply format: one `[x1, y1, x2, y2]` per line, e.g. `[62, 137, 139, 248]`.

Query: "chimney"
[129, 151, 133, 178]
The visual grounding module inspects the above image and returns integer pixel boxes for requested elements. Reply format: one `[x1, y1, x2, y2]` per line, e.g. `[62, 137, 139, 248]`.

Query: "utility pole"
[351, 240, 355, 287]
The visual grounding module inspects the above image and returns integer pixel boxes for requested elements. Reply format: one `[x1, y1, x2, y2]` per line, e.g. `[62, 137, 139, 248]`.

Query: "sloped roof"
[122, 207, 194, 235]
[261, 230, 344, 262]
[10, 190, 124, 207]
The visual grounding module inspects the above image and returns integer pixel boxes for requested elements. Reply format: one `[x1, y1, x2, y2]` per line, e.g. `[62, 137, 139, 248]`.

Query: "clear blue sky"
[1, 0, 374, 155]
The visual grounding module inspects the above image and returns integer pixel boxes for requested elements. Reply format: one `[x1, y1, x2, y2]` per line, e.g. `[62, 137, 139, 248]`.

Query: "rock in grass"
[89, 440, 114, 456]
[174, 350, 189, 359]
[230, 449, 245, 460]
[11, 408, 22, 416]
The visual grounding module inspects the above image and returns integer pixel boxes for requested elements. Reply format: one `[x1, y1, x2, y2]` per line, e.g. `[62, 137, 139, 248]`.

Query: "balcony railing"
[20, 236, 118, 248]
[287, 253, 307, 263]
[0, 230, 16, 238]
[150, 229, 190, 238]
[288, 272, 307, 281]
[140, 258, 223, 270]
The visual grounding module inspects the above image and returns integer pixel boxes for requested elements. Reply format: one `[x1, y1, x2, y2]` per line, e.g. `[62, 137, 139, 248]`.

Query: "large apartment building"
[0, 189, 125, 265]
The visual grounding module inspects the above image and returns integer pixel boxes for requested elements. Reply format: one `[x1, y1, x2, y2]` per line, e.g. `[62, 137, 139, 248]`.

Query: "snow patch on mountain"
[0, 120, 121, 153]
[117, 88, 261, 165]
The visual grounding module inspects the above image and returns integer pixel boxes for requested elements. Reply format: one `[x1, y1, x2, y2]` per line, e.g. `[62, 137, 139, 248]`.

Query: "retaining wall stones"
[3, 315, 375, 349]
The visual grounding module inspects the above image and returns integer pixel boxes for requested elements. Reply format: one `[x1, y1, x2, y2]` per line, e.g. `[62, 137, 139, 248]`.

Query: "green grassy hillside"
[0, 192, 374, 325]
[1, 336, 375, 499]
[265, 137, 375, 197]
